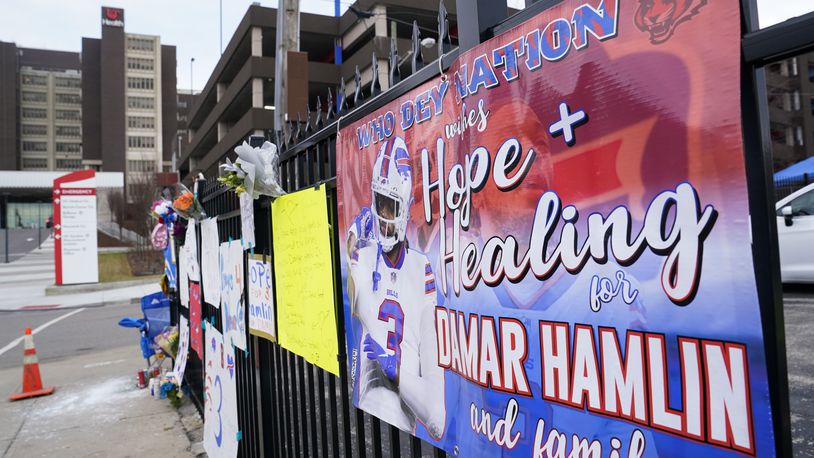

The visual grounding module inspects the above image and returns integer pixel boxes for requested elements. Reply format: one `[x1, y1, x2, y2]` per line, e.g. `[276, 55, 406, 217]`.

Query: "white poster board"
[201, 218, 221, 307]
[186, 221, 200, 281]
[53, 170, 98, 285]
[248, 258, 276, 342]
[172, 315, 190, 383]
[203, 325, 238, 458]
[239, 193, 255, 249]
[220, 240, 246, 350]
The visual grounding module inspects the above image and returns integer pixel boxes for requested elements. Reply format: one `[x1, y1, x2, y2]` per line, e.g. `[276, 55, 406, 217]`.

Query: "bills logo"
[634, 0, 707, 44]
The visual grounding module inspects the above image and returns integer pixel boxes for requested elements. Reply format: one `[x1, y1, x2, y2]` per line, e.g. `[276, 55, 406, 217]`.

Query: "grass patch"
[98, 252, 161, 283]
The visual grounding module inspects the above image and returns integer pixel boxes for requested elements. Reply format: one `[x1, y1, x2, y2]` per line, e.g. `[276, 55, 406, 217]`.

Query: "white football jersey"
[349, 242, 439, 433]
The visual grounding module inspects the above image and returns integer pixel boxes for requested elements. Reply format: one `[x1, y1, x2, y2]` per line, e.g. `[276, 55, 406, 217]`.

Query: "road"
[0, 228, 48, 263]
[0, 301, 143, 370]
[782, 285, 814, 456]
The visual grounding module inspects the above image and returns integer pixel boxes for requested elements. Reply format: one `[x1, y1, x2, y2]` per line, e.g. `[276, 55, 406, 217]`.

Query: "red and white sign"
[53, 170, 98, 285]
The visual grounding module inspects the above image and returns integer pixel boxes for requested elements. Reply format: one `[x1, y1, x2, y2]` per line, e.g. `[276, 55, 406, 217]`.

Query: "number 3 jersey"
[349, 242, 441, 434]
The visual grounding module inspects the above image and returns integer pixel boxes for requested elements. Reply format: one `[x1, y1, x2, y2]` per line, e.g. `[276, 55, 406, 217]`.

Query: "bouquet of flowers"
[218, 140, 286, 199]
[167, 183, 206, 220]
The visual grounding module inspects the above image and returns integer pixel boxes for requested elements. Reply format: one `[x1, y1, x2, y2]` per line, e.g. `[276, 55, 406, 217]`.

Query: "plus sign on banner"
[53, 170, 98, 285]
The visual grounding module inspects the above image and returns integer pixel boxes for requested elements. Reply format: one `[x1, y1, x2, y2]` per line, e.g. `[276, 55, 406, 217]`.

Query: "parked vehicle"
[776, 182, 814, 283]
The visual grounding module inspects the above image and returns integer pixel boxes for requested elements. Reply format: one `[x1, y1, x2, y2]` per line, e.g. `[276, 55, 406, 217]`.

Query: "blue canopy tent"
[774, 156, 814, 183]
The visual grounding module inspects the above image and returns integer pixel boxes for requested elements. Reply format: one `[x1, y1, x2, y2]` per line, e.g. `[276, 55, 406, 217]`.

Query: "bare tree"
[111, 173, 164, 276]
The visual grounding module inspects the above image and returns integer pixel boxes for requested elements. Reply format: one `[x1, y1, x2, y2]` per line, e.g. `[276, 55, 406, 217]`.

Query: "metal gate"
[168, 0, 814, 455]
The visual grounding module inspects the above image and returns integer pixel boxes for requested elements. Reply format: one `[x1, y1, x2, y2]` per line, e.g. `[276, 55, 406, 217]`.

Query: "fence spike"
[296, 112, 304, 140]
[411, 20, 424, 75]
[305, 104, 313, 134]
[287, 119, 296, 145]
[326, 87, 335, 121]
[389, 37, 400, 87]
[338, 79, 348, 114]
[353, 65, 363, 107]
[315, 96, 323, 129]
[438, 0, 450, 56]
[370, 52, 381, 97]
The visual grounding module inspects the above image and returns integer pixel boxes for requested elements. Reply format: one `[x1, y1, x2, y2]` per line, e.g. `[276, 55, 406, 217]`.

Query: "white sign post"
[53, 170, 98, 285]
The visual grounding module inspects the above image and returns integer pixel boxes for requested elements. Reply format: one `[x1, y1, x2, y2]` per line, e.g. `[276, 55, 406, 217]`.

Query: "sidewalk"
[0, 237, 159, 311]
[0, 345, 192, 457]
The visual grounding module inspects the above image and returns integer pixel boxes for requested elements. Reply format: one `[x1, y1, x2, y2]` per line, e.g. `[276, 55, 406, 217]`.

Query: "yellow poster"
[271, 184, 339, 375]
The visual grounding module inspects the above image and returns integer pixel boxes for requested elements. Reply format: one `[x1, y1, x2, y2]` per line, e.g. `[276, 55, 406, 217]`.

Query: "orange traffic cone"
[9, 328, 55, 401]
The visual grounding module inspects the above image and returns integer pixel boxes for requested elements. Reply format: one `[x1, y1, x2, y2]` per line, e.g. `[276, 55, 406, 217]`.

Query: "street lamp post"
[3, 193, 9, 264]
[190, 57, 195, 96]
[38, 201, 42, 250]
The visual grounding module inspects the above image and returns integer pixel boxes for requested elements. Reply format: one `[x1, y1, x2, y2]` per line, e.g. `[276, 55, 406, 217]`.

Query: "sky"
[0, 0, 811, 93]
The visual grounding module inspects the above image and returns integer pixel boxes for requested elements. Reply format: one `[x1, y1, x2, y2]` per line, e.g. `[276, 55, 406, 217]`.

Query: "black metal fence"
[175, 131, 447, 457]
[774, 173, 812, 201]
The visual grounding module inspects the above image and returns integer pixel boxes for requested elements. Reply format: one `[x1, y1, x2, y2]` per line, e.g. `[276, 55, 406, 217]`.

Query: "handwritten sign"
[179, 251, 189, 307]
[186, 221, 200, 281]
[248, 257, 276, 342]
[203, 325, 238, 458]
[240, 193, 256, 249]
[272, 185, 339, 375]
[189, 282, 203, 359]
[220, 240, 246, 351]
[173, 315, 190, 383]
[201, 218, 221, 307]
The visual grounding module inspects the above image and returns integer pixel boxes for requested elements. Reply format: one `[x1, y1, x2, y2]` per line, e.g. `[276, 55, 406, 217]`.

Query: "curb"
[45, 278, 159, 296]
[0, 296, 141, 313]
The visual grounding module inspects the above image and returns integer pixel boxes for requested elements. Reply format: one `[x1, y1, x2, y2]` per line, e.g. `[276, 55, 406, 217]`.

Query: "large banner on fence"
[336, 0, 775, 456]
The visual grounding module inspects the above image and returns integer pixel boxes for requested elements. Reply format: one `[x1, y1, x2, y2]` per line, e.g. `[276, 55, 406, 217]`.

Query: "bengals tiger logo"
[634, 0, 707, 44]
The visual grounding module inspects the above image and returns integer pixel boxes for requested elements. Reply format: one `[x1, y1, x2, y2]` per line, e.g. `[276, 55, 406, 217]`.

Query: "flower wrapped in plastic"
[218, 140, 286, 199]
[167, 183, 206, 220]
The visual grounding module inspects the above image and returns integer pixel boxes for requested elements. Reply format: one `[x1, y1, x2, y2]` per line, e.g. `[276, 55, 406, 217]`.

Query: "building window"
[178, 101, 188, 109]
[127, 77, 154, 90]
[126, 37, 155, 52]
[55, 109, 80, 121]
[791, 57, 799, 76]
[809, 64, 814, 82]
[770, 122, 786, 144]
[794, 90, 801, 111]
[127, 96, 155, 110]
[56, 158, 82, 170]
[127, 116, 155, 129]
[22, 158, 48, 169]
[126, 57, 154, 71]
[22, 108, 47, 119]
[56, 142, 81, 153]
[55, 77, 81, 89]
[127, 135, 155, 149]
[22, 91, 47, 103]
[127, 159, 156, 172]
[55, 125, 81, 138]
[22, 124, 48, 136]
[22, 141, 47, 152]
[21, 74, 47, 86]
[55, 93, 81, 104]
